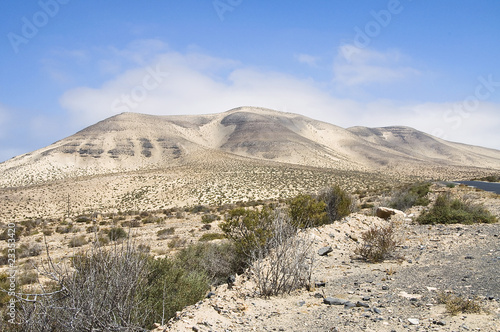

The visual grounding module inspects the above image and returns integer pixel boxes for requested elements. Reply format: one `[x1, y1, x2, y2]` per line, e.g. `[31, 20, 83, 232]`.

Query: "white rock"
[408, 318, 419, 325]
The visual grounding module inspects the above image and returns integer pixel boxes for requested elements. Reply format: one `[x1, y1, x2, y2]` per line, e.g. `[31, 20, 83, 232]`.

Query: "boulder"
[376, 207, 405, 219]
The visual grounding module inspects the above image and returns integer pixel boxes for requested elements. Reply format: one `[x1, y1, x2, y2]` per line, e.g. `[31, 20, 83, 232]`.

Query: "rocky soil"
[2, 183, 499, 331]
[165, 188, 500, 332]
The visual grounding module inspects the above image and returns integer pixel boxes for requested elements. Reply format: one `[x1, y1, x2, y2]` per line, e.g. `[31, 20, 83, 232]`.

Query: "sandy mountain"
[1, 106, 500, 188]
[348, 125, 500, 168]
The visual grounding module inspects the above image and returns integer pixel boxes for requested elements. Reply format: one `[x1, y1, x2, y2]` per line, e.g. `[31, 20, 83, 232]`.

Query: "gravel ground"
[166, 212, 500, 332]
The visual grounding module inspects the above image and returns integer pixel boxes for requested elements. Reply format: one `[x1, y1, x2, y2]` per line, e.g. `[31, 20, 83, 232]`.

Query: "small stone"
[192, 326, 199, 332]
[344, 301, 356, 308]
[465, 256, 474, 260]
[373, 308, 382, 314]
[362, 296, 371, 301]
[382, 286, 389, 290]
[318, 246, 333, 256]
[434, 320, 446, 326]
[356, 301, 370, 308]
[315, 281, 326, 288]
[298, 301, 305, 307]
[206, 291, 216, 298]
[408, 318, 419, 325]
[324, 297, 347, 305]
[314, 293, 323, 298]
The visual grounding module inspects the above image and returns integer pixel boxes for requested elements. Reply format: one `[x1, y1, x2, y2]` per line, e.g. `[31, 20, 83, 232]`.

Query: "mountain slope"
[1, 106, 500, 188]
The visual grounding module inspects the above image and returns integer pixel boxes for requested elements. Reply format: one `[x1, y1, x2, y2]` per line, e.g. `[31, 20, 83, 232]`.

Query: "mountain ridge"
[1, 106, 500, 189]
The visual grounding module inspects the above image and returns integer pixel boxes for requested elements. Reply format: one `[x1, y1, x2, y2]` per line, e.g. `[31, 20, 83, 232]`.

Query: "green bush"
[475, 175, 500, 182]
[201, 214, 220, 224]
[0, 226, 23, 241]
[17, 243, 42, 258]
[199, 232, 225, 242]
[175, 242, 240, 285]
[157, 227, 175, 239]
[190, 205, 210, 214]
[107, 227, 128, 241]
[21, 219, 41, 235]
[75, 216, 91, 223]
[288, 194, 327, 228]
[389, 182, 431, 210]
[219, 207, 274, 259]
[141, 257, 209, 328]
[121, 220, 141, 228]
[417, 194, 496, 225]
[55, 224, 74, 234]
[319, 185, 353, 222]
[0, 273, 13, 309]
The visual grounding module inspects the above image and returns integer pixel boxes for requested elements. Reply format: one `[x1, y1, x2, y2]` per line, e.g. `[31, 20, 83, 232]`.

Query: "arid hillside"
[0, 107, 499, 221]
[2, 107, 500, 188]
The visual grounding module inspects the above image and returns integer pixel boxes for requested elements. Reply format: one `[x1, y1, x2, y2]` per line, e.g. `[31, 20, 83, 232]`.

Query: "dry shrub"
[13, 242, 149, 331]
[437, 292, 483, 315]
[199, 232, 225, 242]
[167, 235, 186, 249]
[320, 185, 353, 223]
[250, 211, 315, 297]
[17, 243, 42, 258]
[157, 227, 175, 240]
[355, 224, 398, 262]
[68, 235, 87, 248]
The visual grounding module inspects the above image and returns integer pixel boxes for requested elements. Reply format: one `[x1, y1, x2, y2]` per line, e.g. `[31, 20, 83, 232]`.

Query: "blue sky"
[1, 0, 500, 162]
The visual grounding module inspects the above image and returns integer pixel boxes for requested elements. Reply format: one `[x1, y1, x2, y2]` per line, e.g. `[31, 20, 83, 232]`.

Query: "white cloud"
[295, 53, 320, 67]
[333, 45, 420, 86]
[58, 42, 500, 151]
[60, 48, 356, 128]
